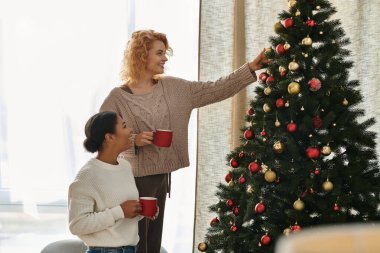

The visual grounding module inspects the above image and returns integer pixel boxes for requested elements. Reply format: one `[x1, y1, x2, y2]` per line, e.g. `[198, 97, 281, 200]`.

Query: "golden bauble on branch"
[288, 60, 300, 71]
[323, 179, 334, 192]
[302, 36, 313, 46]
[283, 228, 292, 236]
[342, 98, 349, 106]
[293, 198, 305, 211]
[288, 0, 297, 8]
[288, 82, 300, 95]
[321, 145, 332, 155]
[275, 120, 281, 127]
[263, 103, 271, 113]
[264, 87, 272, 95]
[198, 242, 208, 252]
[284, 42, 291, 50]
[264, 170, 277, 182]
[295, 9, 301, 16]
[273, 141, 285, 153]
[274, 22, 283, 33]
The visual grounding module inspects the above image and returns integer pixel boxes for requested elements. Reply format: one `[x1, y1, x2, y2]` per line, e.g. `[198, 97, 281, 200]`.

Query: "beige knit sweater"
[100, 63, 256, 177]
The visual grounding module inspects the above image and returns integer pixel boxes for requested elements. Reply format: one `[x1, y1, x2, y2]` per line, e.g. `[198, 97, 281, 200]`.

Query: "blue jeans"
[86, 246, 136, 253]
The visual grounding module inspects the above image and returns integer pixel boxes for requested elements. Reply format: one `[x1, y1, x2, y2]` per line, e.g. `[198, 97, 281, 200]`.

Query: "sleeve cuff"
[110, 205, 125, 221]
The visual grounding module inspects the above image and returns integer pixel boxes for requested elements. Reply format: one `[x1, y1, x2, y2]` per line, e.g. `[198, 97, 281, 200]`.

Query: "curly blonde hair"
[121, 30, 172, 85]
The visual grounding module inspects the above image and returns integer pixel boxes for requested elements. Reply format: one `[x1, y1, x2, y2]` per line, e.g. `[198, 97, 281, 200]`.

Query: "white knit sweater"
[68, 158, 140, 247]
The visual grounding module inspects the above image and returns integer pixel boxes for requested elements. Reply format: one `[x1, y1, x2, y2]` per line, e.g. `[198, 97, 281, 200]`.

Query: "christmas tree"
[198, 0, 380, 252]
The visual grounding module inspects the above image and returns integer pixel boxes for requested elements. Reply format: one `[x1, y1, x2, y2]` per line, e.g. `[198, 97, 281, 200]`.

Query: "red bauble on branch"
[233, 206, 239, 216]
[255, 202, 266, 213]
[249, 162, 261, 173]
[276, 98, 285, 108]
[239, 151, 245, 158]
[306, 18, 316, 27]
[239, 176, 246, 184]
[210, 217, 219, 226]
[261, 234, 271, 245]
[282, 18, 294, 28]
[259, 72, 269, 84]
[266, 76, 275, 86]
[244, 129, 254, 140]
[226, 199, 234, 207]
[306, 147, 320, 159]
[308, 78, 322, 91]
[225, 173, 232, 183]
[291, 224, 302, 232]
[276, 44, 286, 55]
[287, 122, 297, 133]
[230, 158, 239, 168]
[246, 107, 255, 116]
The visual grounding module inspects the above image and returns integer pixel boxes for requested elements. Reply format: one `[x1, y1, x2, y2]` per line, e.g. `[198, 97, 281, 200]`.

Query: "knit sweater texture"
[100, 63, 257, 177]
[68, 158, 140, 247]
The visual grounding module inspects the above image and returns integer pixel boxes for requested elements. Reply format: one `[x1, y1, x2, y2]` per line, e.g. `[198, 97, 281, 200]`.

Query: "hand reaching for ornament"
[249, 49, 271, 72]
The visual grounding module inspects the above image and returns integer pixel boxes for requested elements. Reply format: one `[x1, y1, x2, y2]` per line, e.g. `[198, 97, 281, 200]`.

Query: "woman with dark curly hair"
[100, 29, 268, 253]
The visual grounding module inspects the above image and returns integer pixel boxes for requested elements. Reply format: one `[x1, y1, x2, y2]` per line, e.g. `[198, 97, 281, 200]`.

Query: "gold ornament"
[198, 242, 208, 252]
[285, 101, 290, 107]
[316, 6, 321, 10]
[342, 98, 349, 106]
[263, 103, 271, 113]
[323, 179, 334, 192]
[279, 66, 286, 72]
[293, 198, 305, 211]
[283, 228, 292, 236]
[264, 87, 272, 95]
[302, 36, 313, 46]
[264, 170, 277, 182]
[275, 120, 281, 127]
[301, 106, 305, 111]
[288, 82, 300, 95]
[303, 53, 309, 58]
[295, 9, 301, 16]
[321, 145, 332, 155]
[273, 141, 285, 153]
[288, 60, 300, 71]
[288, 0, 297, 8]
[284, 42, 291, 50]
[247, 184, 254, 193]
[274, 22, 283, 33]
[229, 180, 234, 187]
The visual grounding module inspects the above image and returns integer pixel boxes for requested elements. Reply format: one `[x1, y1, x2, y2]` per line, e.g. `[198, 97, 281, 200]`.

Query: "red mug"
[153, 129, 173, 147]
[139, 197, 157, 217]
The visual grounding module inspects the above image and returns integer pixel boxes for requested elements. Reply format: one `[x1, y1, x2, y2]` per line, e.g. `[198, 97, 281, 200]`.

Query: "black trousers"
[135, 174, 168, 253]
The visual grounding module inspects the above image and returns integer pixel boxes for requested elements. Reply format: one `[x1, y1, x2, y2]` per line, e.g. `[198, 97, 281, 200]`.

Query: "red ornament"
[280, 71, 287, 77]
[225, 173, 232, 183]
[306, 147, 320, 159]
[259, 72, 269, 83]
[282, 18, 294, 29]
[291, 224, 302, 232]
[230, 158, 239, 168]
[333, 203, 340, 211]
[239, 177, 246, 184]
[261, 235, 271, 245]
[255, 202, 266, 213]
[231, 225, 237, 232]
[249, 162, 261, 173]
[276, 98, 285, 108]
[312, 116, 322, 128]
[239, 151, 245, 158]
[260, 130, 266, 136]
[266, 76, 275, 86]
[246, 107, 255, 116]
[276, 44, 285, 55]
[226, 199, 234, 207]
[314, 169, 320, 175]
[287, 122, 297, 133]
[233, 206, 239, 216]
[306, 18, 316, 27]
[308, 78, 321, 91]
[244, 129, 254, 140]
[210, 217, 219, 226]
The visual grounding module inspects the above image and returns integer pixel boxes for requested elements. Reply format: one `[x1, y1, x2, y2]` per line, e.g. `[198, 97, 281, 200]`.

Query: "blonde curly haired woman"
[100, 29, 268, 253]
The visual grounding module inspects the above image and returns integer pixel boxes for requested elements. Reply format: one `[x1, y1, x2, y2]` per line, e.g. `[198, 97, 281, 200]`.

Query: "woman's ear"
[104, 133, 115, 143]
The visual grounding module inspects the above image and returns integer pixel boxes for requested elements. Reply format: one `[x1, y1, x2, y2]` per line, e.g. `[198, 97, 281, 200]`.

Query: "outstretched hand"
[248, 49, 271, 72]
